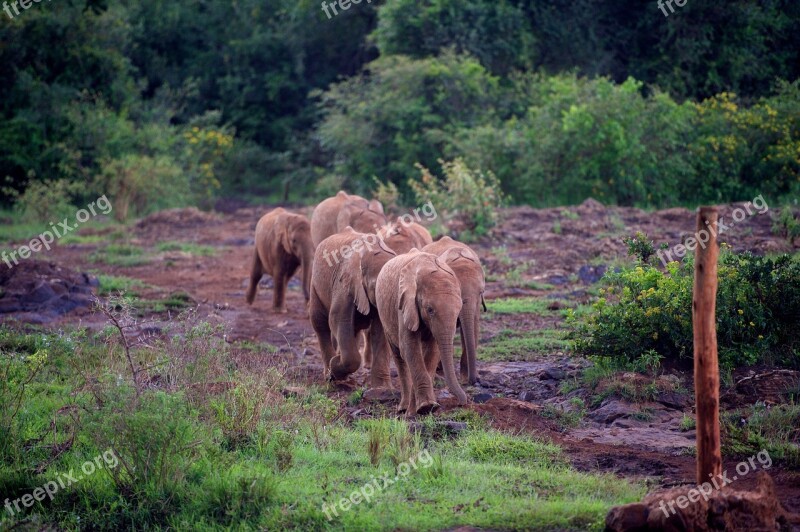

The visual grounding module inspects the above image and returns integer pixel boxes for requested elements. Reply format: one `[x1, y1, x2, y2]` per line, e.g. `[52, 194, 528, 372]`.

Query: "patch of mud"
[0, 260, 97, 323]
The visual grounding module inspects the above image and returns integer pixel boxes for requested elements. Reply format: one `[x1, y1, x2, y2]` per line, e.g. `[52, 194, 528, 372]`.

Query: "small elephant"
[246, 208, 314, 313]
[310, 191, 387, 246]
[377, 217, 433, 254]
[423, 237, 485, 385]
[310, 227, 397, 387]
[376, 250, 469, 415]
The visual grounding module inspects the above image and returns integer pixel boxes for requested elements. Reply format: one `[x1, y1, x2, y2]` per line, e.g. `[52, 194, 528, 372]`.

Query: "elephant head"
[280, 214, 314, 302]
[337, 200, 387, 235]
[378, 218, 433, 254]
[398, 253, 468, 405]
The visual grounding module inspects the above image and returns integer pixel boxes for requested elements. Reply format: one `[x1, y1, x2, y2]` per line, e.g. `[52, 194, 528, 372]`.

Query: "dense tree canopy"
[1, 0, 798, 213]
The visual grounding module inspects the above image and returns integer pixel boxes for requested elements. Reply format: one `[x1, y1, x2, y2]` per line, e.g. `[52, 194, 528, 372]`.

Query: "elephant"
[377, 217, 433, 254]
[423, 237, 486, 385]
[376, 249, 469, 415]
[309, 227, 397, 387]
[310, 191, 387, 246]
[246, 208, 314, 313]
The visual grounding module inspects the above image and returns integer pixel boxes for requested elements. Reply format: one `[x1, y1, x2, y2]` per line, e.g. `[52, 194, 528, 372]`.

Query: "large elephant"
[423, 237, 485, 385]
[310, 191, 387, 246]
[377, 217, 433, 254]
[309, 227, 397, 387]
[376, 250, 469, 415]
[246, 208, 314, 313]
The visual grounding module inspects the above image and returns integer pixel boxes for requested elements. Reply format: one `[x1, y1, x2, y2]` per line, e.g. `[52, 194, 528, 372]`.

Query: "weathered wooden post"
[693, 206, 722, 485]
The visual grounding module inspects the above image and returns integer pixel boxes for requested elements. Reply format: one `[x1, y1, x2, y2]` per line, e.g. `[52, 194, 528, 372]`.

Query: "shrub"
[568, 249, 800, 369]
[409, 158, 503, 237]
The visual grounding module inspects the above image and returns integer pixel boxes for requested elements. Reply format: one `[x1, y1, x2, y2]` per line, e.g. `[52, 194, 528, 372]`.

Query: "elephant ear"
[338, 262, 370, 316]
[398, 264, 419, 332]
[369, 200, 384, 215]
[376, 238, 396, 257]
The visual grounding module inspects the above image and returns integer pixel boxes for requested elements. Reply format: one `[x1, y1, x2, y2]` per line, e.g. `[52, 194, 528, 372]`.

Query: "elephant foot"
[415, 401, 439, 415]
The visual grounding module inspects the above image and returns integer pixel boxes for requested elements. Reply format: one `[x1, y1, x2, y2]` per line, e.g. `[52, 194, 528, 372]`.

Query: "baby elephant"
[310, 227, 397, 387]
[246, 208, 314, 313]
[423, 237, 485, 385]
[376, 250, 469, 415]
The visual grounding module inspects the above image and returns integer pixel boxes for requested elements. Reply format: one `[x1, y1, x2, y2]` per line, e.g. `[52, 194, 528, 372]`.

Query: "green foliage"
[623, 231, 656, 265]
[772, 204, 800, 245]
[569, 250, 800, 369]
[409, 158, 503, 237]
[373, 0, 537, 75]
[723, 402, 800, 467]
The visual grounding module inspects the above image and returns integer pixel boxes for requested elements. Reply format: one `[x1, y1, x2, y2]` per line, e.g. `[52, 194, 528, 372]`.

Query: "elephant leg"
[420, 340, 441, 415]
[309, 290, 335, 378]
[273, 271, 288, 313]
[368, 320, 392, 389]
[329, 306, 361, 380]
[391, 344, 412, 413]
[361, 330, 372, 369]
[402, 331, 437, 415]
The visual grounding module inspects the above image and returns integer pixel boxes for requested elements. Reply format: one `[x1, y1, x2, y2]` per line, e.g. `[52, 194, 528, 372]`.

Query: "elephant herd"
[246, 191, 486, 416]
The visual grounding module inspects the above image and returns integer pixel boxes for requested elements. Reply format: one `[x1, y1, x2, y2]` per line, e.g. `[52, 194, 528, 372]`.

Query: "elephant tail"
[245, 248, 263, 305]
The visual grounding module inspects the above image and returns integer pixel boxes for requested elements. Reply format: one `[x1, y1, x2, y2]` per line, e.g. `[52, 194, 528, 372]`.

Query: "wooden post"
[693, 207, 722, 485]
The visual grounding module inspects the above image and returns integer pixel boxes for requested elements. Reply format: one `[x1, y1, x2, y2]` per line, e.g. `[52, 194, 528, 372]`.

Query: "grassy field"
[0, 307, 644, 531]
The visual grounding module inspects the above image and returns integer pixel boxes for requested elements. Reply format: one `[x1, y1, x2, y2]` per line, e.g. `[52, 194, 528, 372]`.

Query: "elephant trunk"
[459, 306, 479, 385]
[435, 327, 468, 405]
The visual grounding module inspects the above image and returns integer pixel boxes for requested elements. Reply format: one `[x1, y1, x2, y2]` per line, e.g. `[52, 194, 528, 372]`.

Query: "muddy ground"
[2, 199, 799, 515]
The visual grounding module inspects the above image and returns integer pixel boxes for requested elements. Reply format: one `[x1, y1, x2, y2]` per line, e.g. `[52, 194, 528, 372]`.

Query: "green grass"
[0, 322, 645, 531]
[133, 292, 194, 315]
[723, 402, 800, 467]
[486, 297, 555, 315]
[96, 274, 145, 296]
[156, 241, 217, 256]
[90, 243, 150, 266]
[480, 329, 570, 361]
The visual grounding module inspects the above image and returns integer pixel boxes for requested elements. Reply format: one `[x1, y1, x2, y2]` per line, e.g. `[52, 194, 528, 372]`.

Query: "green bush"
[409, 158, 503, 237]
[568, 249, 800, 369]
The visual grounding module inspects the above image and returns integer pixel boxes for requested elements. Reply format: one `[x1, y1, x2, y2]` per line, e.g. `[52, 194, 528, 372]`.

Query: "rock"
[607, 472, 799, 531]
[657, 391, 691, 410]
[473, 393, 493, 404]
[519, 390, 539, 402]
[363, 388, 401, 403]
[588, 399, 636, 424]
[578, 264, 607, 285]
[605, 502, 650, 532]
[541, 367, 566, 381]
